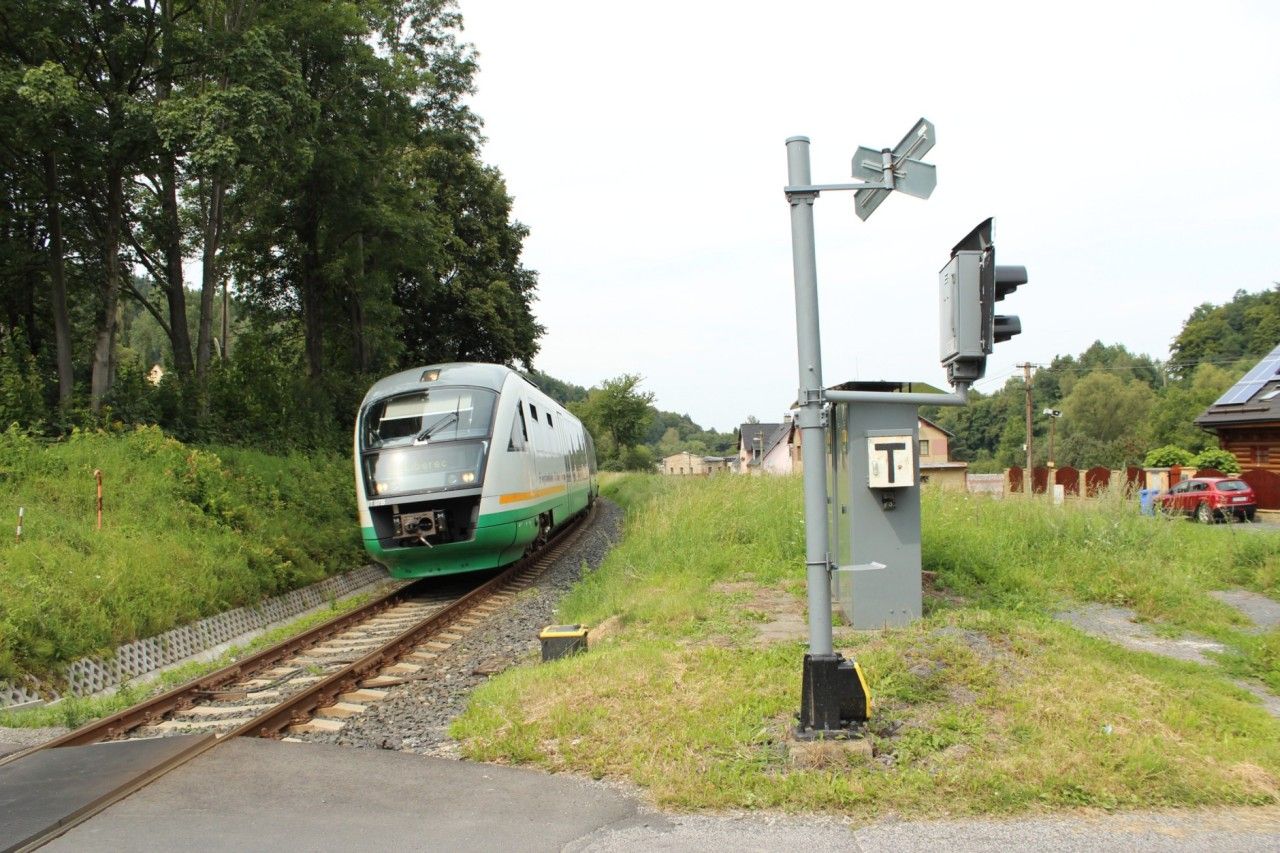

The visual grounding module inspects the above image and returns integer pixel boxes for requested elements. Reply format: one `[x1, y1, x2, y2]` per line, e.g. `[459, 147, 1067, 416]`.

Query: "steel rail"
[3, 505, 596, 852]
[0, 578, 423, 762]
[234, 504, 594, 738]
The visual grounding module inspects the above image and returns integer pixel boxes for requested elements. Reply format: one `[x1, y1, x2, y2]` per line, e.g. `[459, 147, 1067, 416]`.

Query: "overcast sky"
[457, 0, 1280, 432]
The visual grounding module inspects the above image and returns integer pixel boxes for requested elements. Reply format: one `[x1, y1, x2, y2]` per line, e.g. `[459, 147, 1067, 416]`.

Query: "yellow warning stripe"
[854, 661, 872, 717]
[498, 484, 567, 505]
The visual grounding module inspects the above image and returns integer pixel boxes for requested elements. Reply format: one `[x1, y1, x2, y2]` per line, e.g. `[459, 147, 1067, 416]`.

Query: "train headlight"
[462, 472, 476, 483]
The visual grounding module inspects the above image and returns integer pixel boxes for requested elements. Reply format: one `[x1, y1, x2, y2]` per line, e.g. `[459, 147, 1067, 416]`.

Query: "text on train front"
[359, 387, 497, 498]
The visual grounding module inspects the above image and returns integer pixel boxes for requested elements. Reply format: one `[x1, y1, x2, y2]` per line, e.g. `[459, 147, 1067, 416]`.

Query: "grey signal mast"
[783, 120, 1027, 738]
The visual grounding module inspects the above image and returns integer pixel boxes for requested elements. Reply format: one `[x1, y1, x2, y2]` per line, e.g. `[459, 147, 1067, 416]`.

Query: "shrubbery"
[1143, 445, 1195, 467]
[1142, 444, 1242, 474]
[1193, 447, 1241, 474]
[0, 325, 361, 454]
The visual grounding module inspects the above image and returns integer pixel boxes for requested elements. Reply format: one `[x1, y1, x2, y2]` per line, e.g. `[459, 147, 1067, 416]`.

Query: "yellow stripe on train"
[498, 484, 568, 505]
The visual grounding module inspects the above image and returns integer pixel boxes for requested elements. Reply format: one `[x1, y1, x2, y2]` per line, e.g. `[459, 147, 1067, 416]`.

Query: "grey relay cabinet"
[827, 381, 929, 629]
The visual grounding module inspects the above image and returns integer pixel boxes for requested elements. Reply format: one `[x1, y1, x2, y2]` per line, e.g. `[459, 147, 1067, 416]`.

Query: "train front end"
[355, 365, 512, 578]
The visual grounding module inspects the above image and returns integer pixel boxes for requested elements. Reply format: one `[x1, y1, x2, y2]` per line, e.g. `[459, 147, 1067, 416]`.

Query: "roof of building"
[737, 421, 795, 467]
[1196, 344, 1280, 428]
[761, 422, 793, 457]
[827, 380, 949, 394]
[739, 423, 781, 452]
[917, 414, 955, 437]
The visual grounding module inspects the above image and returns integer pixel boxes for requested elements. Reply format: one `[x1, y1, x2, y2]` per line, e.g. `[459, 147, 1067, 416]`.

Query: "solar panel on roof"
[1212, 343, 1280, 406]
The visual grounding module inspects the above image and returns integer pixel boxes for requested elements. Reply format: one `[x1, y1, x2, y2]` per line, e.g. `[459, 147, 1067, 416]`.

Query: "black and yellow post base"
[796, 653, 871, 739]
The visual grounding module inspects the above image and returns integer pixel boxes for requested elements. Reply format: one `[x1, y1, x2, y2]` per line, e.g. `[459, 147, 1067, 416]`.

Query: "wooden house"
[1196, 344, 1280, 475]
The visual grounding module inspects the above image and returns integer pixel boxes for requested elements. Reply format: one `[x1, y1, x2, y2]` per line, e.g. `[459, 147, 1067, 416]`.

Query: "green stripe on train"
[362, 486, 592, 578]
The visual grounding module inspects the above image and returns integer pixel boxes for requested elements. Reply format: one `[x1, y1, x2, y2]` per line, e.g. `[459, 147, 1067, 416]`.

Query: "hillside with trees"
[0, 0, 537, 449]
[925, 287, 1278, 471]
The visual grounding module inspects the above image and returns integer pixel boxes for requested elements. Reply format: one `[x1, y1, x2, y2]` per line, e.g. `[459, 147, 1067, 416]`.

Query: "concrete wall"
[661, 452, 705, 475]
[921, 465, 967, 491]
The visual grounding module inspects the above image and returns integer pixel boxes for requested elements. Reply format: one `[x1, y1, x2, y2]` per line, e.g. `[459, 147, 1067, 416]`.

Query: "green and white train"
[354, 363, 597, 578]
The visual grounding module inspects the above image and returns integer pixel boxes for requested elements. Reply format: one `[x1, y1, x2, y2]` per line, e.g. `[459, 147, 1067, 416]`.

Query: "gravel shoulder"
[0, 726, 68, 756]
[306, 499, 624, 755]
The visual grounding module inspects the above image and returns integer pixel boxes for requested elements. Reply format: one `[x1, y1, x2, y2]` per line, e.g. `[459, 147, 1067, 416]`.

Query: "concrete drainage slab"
[1055, 601, 1280, 719]
[1210, 590, 1280, 633]
[1055, 604, 1227, 666]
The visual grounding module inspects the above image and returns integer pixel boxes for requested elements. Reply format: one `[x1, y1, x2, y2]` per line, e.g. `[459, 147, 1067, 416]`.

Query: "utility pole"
[1020, 362, 1034, 494]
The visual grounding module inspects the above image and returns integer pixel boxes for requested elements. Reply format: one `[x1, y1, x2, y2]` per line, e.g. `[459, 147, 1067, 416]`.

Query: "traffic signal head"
[938, 218, 1026, 384]
[992, 264, 1026, 344]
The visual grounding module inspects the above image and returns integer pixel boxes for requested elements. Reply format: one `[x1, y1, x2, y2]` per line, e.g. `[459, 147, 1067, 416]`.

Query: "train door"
[508, 399, 534, 492]
[544, 406, 570, 524]
[524, 399, 542, 488]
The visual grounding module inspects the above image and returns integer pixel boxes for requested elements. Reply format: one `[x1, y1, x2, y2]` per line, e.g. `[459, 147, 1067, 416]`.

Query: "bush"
[1143, 445, 1194, 468]
[620, 444, 655, 471]
[203, 328, 352, 452]
[0, 333, 47, 430]
[1193, 447, 1241, 474]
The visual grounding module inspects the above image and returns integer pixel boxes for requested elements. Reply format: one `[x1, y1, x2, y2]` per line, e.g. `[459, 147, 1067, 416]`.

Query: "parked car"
[1157, 477, 1256, 522]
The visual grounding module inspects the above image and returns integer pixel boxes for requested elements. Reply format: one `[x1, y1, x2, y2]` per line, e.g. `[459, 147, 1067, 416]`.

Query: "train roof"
[361, 363, 521, 405]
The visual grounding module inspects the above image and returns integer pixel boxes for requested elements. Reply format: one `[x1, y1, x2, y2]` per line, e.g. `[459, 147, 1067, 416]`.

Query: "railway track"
[0, 505, 595, 851]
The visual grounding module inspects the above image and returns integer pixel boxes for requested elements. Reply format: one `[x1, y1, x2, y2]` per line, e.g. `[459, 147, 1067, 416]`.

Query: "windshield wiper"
[416, 412, 458, 443]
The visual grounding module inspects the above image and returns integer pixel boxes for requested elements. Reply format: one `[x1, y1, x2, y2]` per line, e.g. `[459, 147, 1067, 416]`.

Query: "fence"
[1001, 466, 1275, 505]
[1241, 469, 1280, 509]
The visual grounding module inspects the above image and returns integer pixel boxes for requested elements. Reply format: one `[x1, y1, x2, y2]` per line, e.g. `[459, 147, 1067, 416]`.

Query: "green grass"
[922, 488, 1279, 636]
[451, 474, 1280, 816]
[0, 426, 360, 683]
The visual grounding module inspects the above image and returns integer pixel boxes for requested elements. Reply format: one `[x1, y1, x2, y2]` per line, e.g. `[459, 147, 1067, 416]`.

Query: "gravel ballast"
[307, 499, 624, 757]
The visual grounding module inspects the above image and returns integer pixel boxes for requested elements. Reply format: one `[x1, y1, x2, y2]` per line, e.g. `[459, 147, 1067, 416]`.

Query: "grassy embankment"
[0, 426, 361, 687]
[453, 475, 1280, 816]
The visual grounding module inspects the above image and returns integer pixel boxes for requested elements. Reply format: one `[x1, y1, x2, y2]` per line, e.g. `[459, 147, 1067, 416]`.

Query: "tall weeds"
[0, 426, 359, 681]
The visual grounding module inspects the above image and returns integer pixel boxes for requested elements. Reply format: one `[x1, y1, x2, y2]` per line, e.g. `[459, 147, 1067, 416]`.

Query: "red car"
[1157, 477, 1256, 523]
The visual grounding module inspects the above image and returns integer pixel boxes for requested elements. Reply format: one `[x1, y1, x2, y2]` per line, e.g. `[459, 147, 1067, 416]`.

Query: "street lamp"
[1043, 408, 1061, 468]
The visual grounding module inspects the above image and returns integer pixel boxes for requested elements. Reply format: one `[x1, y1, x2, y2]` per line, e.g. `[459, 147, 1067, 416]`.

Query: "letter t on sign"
[867, 435, 914, 489]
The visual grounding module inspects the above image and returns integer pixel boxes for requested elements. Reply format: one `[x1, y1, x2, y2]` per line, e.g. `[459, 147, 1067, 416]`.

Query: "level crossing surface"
[23, 737, 1280, 852]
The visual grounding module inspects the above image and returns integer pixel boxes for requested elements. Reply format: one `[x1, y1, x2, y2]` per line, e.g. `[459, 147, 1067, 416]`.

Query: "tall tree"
[1148, 362, 1240, 453]
[570, 374, 655, 462]
[1058, 371, 1156, 467]
[60, 0, 162, 410]
[0, 4, 90, 406]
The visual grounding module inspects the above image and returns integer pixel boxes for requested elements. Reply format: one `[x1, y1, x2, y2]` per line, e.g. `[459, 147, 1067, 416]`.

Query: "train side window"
[546, 412, 553, 427]
[530, 404, 538, 423]
[508, 402, 528, 451]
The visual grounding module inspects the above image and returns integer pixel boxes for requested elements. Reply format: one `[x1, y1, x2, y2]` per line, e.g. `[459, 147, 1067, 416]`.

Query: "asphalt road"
[37, 739, 1280, 852]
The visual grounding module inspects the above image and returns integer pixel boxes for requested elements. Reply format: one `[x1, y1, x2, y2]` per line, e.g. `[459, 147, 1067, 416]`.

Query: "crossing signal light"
[939, 217, 1026, 384]
[990, 263, 1025, 345]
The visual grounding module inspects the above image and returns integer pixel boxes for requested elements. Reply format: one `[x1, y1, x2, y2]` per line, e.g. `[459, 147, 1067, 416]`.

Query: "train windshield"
[360, 387, 497, 498]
